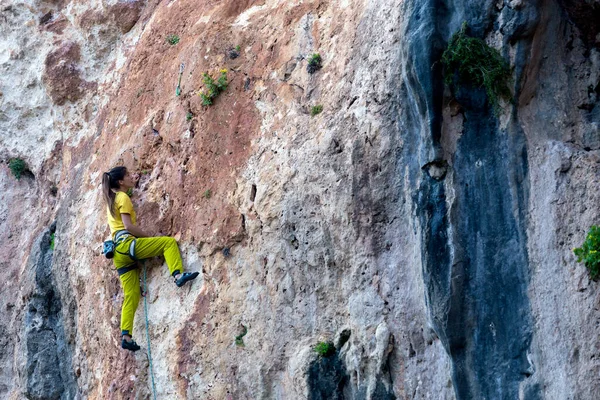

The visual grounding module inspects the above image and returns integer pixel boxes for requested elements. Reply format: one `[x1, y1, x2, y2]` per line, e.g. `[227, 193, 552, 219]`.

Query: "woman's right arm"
[122, 213, 152, 238]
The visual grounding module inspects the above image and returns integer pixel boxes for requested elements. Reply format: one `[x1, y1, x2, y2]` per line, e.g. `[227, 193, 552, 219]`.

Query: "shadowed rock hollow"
[0, 0, 599, 399]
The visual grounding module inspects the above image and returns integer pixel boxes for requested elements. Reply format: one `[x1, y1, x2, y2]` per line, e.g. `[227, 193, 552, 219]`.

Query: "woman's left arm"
[122, 213, 152, 238]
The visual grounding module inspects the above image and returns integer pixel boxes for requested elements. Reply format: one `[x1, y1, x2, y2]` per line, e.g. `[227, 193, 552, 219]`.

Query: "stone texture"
[14, 223, 78, 400]
[557, 0, 600, 46]
[108, 0, 144, 34]
[0, 0, 599, 399]
[42, 41, 92, 106]
[77, 9, 109, 31]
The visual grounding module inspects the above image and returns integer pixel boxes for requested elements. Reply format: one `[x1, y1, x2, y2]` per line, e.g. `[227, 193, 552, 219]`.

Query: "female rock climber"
[102, 166, 199, 352]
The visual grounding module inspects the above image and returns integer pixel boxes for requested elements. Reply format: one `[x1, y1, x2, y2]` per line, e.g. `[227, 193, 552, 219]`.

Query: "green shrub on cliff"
[314, 341, 335, 357]
[573, 226, 600, 280]
[311, 104, 323, 116]
[198, 69, 228, 106]
[307, 53, 322, 74]
[8, 158, 28, 180]
[441, 22, 512, 113]
[166, 34, 180, 45]
[235, 325, 247, 346]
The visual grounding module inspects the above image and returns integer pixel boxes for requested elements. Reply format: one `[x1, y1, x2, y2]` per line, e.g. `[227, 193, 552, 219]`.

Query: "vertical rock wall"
[404, 1, 535, 397]
[19, 222, 77, 400]
[0, 0, 599, 399]
[402, 0, 600, 398]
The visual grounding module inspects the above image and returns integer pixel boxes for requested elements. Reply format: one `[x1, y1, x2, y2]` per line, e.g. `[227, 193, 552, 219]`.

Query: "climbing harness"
[103, 230, 136, 260]
[107, 230, 141, 276]
[176, 62, 185, 96]
[142, 260, 158, 400]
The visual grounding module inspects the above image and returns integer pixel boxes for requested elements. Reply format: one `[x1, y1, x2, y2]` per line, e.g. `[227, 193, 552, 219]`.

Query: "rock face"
[20, 223, 77, 400]
[0, 0, 599, 399]
[558, 0, 600, 46]
[43, 41, 92, 106]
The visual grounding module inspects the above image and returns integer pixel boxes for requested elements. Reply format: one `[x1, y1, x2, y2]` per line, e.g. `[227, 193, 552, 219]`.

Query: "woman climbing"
[102, 166, 199, 352]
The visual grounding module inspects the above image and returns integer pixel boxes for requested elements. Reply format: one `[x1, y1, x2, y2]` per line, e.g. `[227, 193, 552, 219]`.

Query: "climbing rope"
[142, 261, 158, 400]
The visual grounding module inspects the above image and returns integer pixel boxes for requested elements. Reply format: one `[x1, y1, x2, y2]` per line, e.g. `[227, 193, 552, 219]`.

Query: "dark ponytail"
[102, 166, 127, 217]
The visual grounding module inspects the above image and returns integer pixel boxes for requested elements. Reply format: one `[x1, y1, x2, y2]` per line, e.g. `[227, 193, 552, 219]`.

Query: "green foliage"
[198, 69, 228, 106]
[166, 34, 180, 45]
[202, 189, 212, 199]
[441, 22, 512, 113]
[314, 341, 335, 357]
[307, 53, 322, 74]
[126, 188, 133, 197]
[308, 53, 322, 65]
[141, 169, 151, 175]
[235, 45, 241, 52]
[235, 325, 247, 347]
[50, 233, 55, 250]
[310, 105, 323, 116]
[573, 226, 600, 280]
[186, 112, 193, 121]
[8, 158, 28, 180]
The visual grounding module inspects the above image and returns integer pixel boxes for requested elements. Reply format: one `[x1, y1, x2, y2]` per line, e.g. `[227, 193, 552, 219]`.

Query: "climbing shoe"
[121, 338, 141, 352]
[175, 272, 200, 287]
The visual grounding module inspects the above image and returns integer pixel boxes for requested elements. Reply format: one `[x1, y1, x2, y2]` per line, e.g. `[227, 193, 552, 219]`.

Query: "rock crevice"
[21, 223, 77, 400]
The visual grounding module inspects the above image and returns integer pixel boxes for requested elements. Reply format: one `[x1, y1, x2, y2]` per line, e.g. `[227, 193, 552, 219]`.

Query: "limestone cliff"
[0, 0, 599, 399]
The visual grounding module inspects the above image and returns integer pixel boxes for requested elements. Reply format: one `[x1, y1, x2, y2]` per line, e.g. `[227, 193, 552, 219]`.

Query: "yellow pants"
[113, 236, 183, 335]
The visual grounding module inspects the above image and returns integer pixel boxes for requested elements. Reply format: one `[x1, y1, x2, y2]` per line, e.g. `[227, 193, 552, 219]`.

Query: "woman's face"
[119, 170, 138, 190]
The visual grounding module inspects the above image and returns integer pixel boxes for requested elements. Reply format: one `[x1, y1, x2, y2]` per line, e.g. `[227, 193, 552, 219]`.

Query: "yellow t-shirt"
[107, 191, 137, 237]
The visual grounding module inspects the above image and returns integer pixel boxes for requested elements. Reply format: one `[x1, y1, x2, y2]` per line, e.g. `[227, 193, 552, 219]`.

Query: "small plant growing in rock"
[202, 189, 212, 199]
[441, 22, 512, 114]
[307, 53, 322, 74]
[166, 34, 180, 45]
[126, 188, 133, 197]
[235, 325, 247, 347]
[186, 112, 193, 121]
[311, 105, 323, 116]
[314, 341, 335, 357]
[198, 69, 228, 106]
[8, 158, 28, 180]
[50, 233, 55, 250]
[573, 225, 600, 280]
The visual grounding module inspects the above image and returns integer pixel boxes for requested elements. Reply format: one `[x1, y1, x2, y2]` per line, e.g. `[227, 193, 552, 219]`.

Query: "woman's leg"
[119, 268, 141, 336]
[133, 236, 183, 276]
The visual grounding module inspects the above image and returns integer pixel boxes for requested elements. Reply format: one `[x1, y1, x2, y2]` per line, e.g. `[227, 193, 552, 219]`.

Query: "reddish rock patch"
[89, 0, 266, 251]
[176, 285, 215, 395]
[109, 0, 145, 34]
[42, 0, 66, 7]
[217, 0, 262, 19]
[42, 41, 96, 105]
[77, 9, 109, 30]
[41, 13, 69, 34]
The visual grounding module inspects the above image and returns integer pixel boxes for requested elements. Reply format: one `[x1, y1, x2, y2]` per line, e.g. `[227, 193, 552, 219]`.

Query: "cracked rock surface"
[0, 0, 599, 399]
